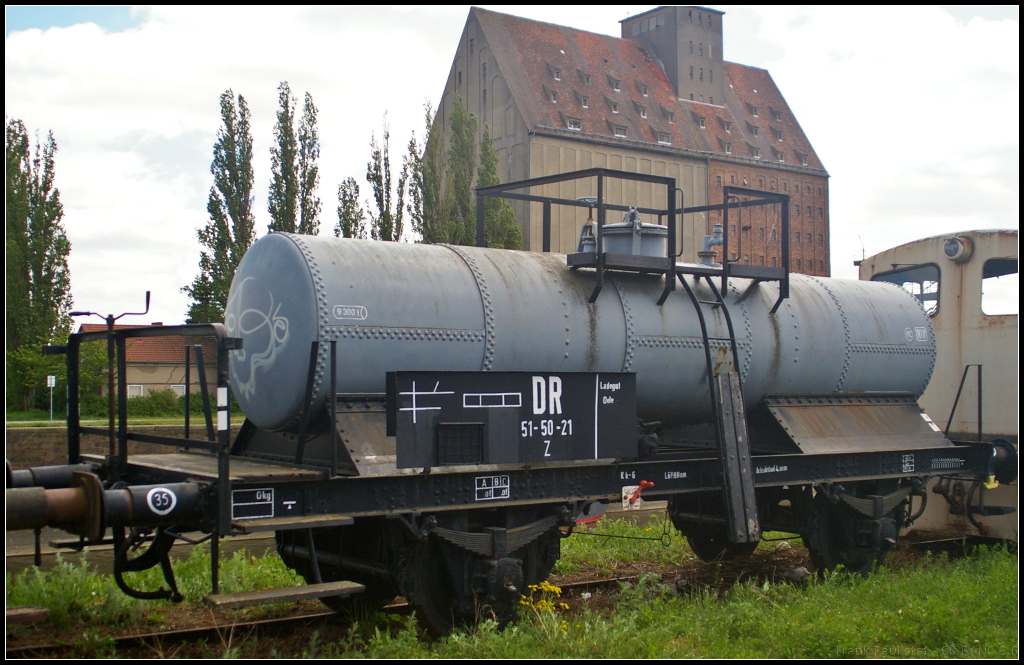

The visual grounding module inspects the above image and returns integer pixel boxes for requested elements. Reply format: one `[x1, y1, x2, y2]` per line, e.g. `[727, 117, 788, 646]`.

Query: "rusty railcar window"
[981, 257, 1019, 316]
[872, 263, 940, 317]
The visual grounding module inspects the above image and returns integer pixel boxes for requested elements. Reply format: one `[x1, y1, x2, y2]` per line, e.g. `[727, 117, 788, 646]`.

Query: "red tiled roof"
[472, 8, 826, 173]
[76, 324, 218, 364]
[476, 8, 688, 148]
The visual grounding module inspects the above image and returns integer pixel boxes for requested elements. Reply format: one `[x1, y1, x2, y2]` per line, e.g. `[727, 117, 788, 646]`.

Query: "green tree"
[443, 94, 478, 245]
[477, 123, 522, 249]
[335, 177, 366, 238]
[366, 115, 408, 242]
[268, 81, 298, 233]
[183, 90, 255, 324]
[5, 118, 73, 409]
[297, 92, 321, 235]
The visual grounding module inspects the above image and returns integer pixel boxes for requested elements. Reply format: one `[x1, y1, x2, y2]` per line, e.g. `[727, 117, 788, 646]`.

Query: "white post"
[47, 375, 56, 421]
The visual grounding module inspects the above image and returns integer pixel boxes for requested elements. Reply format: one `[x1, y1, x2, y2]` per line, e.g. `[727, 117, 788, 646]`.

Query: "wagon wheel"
[804, 483, 904, 575]
[275, 520, 398, 618]
[682, 526, 759, 562]
[410, 535, 475, 638]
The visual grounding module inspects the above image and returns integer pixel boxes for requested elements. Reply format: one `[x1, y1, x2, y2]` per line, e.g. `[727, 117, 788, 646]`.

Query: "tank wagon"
[858, 229, 1018, 541]
[6, 169, 1013, 636]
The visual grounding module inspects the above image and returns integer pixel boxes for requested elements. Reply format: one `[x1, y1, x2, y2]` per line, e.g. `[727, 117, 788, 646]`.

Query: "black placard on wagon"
[387, 371, 636, 468]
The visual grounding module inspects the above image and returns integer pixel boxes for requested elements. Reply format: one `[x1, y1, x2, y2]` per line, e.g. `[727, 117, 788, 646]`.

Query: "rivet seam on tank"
[321, 326, 485, 343]
[285, 233, 331, 399]
[613, 279, 635, 372]
[808, 276, 851, 392]
[632, 336, 752, 351]
[730, 282, 753, 379]
[848, 343, 932, 355]
[442, 245, 495, 371]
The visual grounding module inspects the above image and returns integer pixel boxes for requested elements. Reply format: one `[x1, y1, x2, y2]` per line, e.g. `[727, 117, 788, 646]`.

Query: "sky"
[5, 5, 1019, 325]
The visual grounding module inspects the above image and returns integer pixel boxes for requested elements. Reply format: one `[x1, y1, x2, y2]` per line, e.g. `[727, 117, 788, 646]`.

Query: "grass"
[321, 546, 1018, 658]
[554, 516, 696, 575]
[6, 415, 245, 428]
[5, 521, 1018, 658]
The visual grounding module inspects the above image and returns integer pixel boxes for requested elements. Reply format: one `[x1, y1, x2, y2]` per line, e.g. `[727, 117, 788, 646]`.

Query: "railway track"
[5, 576, 639, 657]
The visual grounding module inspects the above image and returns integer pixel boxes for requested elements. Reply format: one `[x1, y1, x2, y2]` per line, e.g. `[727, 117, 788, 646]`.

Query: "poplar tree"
[5, 118, 73, 408]
[335, 177, 366, 238]
[268, 82, 298, 233]
[444, 94, 478, 245]
[477, 123, 522, 249]
[366, 115, 408, 242]
[183, 90, 255, 323]
[407, 101, 446, 243]
[297, 92, 321, 235]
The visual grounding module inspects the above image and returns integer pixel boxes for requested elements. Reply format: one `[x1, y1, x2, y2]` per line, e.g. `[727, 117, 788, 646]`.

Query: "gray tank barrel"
[226, 234, 935, 431]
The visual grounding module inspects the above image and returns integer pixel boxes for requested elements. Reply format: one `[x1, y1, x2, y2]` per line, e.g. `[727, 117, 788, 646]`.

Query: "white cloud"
[5, 5, 1018, 325]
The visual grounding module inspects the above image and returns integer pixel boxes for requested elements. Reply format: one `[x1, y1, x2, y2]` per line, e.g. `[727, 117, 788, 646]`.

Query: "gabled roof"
[470, 8, 827, 173]
[77, 324, 218, 365]
[473, 7, 688, 147]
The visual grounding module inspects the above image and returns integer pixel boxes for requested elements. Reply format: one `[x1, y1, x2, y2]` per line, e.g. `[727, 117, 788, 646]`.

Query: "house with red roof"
[436, 6, 830, 275]
[76, 323, 218, 398]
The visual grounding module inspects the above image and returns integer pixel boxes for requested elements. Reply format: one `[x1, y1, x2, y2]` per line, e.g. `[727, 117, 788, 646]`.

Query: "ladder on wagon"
[475, 170, 794, 546]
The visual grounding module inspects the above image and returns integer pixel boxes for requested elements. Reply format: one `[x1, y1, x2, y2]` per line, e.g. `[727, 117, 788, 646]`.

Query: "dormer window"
[748, 104, 758, 117]
[640, 107, 648, 118]
[567, 118, 582, 131]
[657, 133, 671, 145]
[581, 96, 589, 109]
[774, 128, 783, 142]
[801, 155, 808, 166]
[666, 110, 675, 122]
[725, 142, 732, 154]
[638, 83, 649, 97]
[772, 108, 782, 121]
[611, 102, 619, 114]
[724, 121, 731, 132]
[585, 75, 591, 85]
[613, 125, 627, 137]
[610, 78, 621, 92]
[753, 147, 761, 159]
[554, 69, 561, 81]
[550, 90, 558, 103]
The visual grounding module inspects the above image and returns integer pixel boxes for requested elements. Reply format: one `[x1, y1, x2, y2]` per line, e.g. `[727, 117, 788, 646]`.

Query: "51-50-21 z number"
[521, 419, 573, 437]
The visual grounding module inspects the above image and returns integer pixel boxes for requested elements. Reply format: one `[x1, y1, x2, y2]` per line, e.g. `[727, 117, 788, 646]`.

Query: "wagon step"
[202, 580, 364, 610]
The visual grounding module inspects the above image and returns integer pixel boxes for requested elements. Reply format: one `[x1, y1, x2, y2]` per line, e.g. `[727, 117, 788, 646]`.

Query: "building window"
[457, 71, 462, 87]
[567, 119, 582, 131]
[783, 182, 788, 191]
[469, 39, 474, 55]
[689, 40, 693, 54]
[743, 254, 749, 264]
[550, 90, 557, 103]
[658, 132, 671, 144]
[581, 96, 589, 108]
[818, 207, 823, 218]
[699, 68, 704, 81]
[819, 234, 824, 246]
[795, 232, 801, 243]
[730, 225, 736, 235]
[554, 68, 561, 81]
[584, 74, 591, 85]
[743, 177, 748, 186]
[758, 178, 764, 187]
[611, 102, 619, 114]
[759, 227, 765, 239]
[690, 93, 694, 100]
[716, 175, 722, 186]
[709, 96, 713, 104]
[760, 255, 764, 266]
[171, 385, 186, 397]
[775, 129, 783, 141]
[731, 175, 736, 183]
[795, 204, 801, 216]
[666, 110, 674, 122]
[796, 259, 802, 270]
[724, 121, 731, 133]
[819, 260, 824, 271]
[640, 84, 648, 97]
[698, 117, 705, 128]
[753, 148, 760, 159]
[613, 126, 627, 137]
[773, 109, 782, 121]
[611, 78, 620, 91]
[751, 106, 758, 117]
[771, 229, 776, 240]
[709, 16, 713, 28]
[640, 107, 647, 118]
[750, 125, 759, 136]
[801, 155, 808, 166]
[709, 70, 713, 83]
[699, 43, 703, 56]
[690, 66, 694, 80]
[771, 256, 777, 267]
[482, 89, 487, 105]
[128, 384, 144, 398]
[482, 62, 487, 79]
[725, 142, 732, 154]
[699, 13, 703, 26]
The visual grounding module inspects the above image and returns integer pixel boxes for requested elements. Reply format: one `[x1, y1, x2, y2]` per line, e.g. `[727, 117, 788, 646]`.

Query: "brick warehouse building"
[435, 6, 830, 275]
